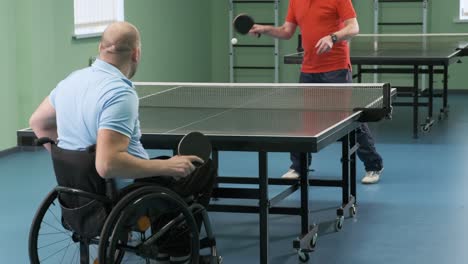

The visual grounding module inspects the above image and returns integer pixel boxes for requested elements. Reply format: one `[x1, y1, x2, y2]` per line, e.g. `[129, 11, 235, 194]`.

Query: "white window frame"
[73, 0, 124, 39]
[460, 0, 468, 20]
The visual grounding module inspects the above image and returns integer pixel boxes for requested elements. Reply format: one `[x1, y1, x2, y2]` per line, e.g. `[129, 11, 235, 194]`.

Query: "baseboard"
[0, 147, 19, 157]
[16, 146, 43, 152]
[447, 89, 468, 94]
[0, 146, 44, 157]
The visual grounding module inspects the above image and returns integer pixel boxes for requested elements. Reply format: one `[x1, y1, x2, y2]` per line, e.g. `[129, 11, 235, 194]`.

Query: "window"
[460, 0, 468, 20]
[73, 0, 124, 38]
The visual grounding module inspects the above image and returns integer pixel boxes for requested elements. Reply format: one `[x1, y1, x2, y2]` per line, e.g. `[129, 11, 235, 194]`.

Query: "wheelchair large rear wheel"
[28, 189, 103, 264]
[98, 185, 200, 264]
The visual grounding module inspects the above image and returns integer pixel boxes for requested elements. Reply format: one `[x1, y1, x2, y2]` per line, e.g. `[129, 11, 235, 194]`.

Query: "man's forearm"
[95, 128, 198, 180]
[98, 151, 168, 179]
[334, 18, 359, 41]
[259, 25, 294, 40]
[264, 26, 288, 39]
[334, 19, 359, 42]
[335, 27, 358, 41]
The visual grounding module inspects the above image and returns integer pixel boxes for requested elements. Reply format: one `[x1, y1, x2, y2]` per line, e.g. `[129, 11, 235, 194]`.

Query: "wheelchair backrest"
[50, 144, 106, 208]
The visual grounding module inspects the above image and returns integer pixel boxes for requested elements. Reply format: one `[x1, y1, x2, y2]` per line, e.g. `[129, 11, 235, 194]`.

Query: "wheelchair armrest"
[35, 137, 56, 146]
[55, 186, 112, 205]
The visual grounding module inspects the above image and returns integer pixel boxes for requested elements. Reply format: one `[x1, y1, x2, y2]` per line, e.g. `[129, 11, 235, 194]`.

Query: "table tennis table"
[284, 33, 468, 138]
[17, 82, 394, 263]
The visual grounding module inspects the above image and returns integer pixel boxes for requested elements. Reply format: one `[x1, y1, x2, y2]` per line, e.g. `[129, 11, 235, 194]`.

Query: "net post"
[383, 83, 392, 117]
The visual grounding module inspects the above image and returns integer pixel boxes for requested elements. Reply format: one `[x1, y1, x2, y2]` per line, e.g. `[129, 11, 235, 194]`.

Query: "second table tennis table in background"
[284, 33, 468, 138]
[17, 82, 395, 264]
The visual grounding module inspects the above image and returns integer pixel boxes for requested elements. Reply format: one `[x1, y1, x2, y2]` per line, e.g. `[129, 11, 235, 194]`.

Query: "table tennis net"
[135, 82, 391, 112]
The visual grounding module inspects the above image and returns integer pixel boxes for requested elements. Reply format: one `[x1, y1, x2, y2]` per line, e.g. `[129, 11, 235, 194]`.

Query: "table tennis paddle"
[233, 13, 261, 37]
[177, 131, 212, 167]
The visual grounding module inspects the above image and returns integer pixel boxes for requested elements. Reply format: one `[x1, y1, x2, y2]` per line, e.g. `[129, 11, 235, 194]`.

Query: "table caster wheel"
[349, 204, 357, 217]
[298, 249, 310, 262]
[310, 232, 318, 248]
[335, 216, 344, 231]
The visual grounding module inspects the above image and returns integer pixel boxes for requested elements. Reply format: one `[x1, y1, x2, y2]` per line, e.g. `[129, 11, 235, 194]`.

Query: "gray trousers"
[290, 69, 383, 172]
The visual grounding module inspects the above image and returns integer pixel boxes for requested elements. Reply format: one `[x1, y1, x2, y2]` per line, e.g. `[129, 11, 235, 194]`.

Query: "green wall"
[351, 0, 468, 86]
[0, 0, 212, 150]
[210, 0, 300, 83]
[0, 0, 18, 150]
[211, 0, 468, 85]
[126, 0, 212, 82]
[1, 0, 468, 150]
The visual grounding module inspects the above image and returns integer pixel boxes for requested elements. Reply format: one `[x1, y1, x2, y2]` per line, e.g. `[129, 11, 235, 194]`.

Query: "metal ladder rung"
[379, 0, 424, 2]
[233, 44, 275, 48]
[234, 66, 275, 69]
[229, 0, 279, 83]
[372, 0, 428, 84]
[378, 22, 424, 26]
[233, 1, 277, 3]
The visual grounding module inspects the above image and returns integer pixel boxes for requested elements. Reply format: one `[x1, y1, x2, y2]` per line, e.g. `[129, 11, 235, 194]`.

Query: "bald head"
[99, 21, 141, 78]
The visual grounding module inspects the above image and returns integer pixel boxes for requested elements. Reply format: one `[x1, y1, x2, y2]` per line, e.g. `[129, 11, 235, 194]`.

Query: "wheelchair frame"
[28, 138, 220, 264]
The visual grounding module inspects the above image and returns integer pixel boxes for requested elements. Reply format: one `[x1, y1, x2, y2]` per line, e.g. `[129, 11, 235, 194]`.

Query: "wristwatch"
[330, 34, 338, 44]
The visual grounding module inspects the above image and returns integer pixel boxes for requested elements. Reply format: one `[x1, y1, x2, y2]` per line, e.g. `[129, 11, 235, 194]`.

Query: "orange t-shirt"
[286, 0, 357, 73]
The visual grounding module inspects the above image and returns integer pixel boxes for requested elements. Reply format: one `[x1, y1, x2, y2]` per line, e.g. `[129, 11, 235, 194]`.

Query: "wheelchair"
[28, 138, 221, 264]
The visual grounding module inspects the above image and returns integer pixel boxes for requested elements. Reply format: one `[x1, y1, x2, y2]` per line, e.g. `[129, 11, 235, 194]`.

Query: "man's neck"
[99, 57, 131, 79]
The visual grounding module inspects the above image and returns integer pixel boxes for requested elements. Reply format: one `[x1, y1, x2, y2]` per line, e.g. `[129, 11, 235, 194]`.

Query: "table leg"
[413, 65, 419, 139]
[259, 151, 269, 264]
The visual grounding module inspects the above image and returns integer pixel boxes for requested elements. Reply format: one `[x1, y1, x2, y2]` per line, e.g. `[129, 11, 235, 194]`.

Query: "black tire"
[298, 249, 310, 262]
[29, 189, 99, 263]
[98, 185, 200, 264]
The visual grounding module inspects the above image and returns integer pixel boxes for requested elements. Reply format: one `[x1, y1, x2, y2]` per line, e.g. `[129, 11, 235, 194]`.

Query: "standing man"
[249, 0, 383, 184]
[29, 21, 215, 263]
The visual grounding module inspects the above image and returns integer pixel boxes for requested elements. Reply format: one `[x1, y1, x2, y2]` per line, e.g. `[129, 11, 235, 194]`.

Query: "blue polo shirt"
[49, 58, 149, 161]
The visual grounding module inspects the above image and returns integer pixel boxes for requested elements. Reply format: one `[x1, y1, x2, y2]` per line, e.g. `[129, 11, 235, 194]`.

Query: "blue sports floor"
[1, 93, 468, 263]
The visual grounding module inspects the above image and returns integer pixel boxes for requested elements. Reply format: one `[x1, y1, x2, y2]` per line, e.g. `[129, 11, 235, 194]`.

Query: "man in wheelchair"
[29, 21, 219, 264]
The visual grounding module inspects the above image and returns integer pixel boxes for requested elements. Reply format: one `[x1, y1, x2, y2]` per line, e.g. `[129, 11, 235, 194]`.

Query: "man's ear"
[132, 47, 141, 63]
